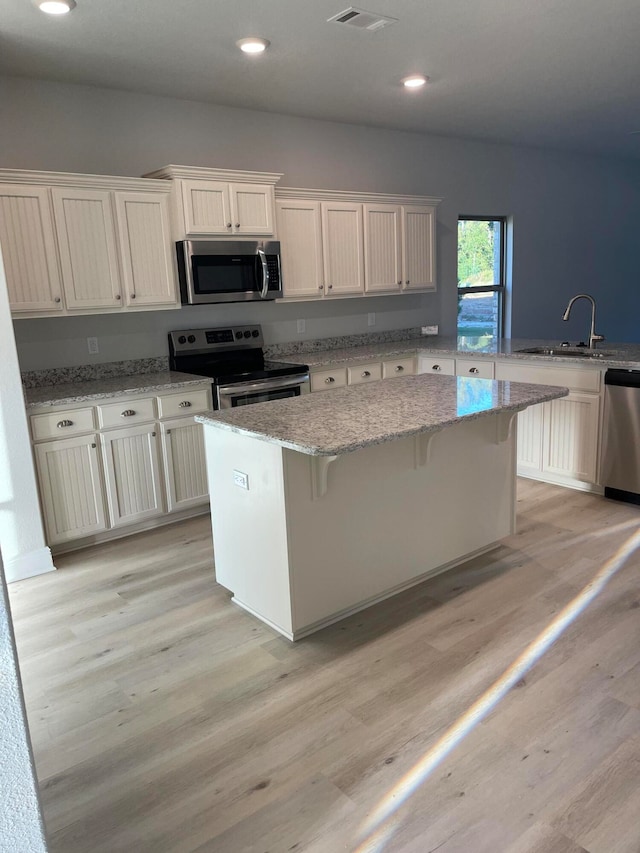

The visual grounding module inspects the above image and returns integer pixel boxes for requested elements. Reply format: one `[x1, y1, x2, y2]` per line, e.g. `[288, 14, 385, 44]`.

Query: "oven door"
[217, 375, 310, 409]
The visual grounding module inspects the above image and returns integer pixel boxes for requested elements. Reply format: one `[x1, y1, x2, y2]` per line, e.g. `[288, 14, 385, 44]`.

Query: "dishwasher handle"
[605, 369, 640, 388]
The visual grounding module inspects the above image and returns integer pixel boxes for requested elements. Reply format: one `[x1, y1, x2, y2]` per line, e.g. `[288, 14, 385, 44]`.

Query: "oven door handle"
[218, 374, 310, 397]
[258, 248, 269, 299]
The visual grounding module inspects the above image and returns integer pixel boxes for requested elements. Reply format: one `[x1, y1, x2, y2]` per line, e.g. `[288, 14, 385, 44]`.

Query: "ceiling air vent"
[327, 7, 398, 31]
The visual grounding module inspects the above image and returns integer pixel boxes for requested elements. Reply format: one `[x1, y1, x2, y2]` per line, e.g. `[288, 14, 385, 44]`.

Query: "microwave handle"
[258, 248, 269, 298]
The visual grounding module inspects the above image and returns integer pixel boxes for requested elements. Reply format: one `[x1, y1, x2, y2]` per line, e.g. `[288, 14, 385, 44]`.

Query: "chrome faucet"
[562, 293, 605, 349]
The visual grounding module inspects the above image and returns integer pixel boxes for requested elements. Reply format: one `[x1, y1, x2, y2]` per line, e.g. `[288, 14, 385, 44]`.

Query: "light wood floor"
[8, 479, 640, 853]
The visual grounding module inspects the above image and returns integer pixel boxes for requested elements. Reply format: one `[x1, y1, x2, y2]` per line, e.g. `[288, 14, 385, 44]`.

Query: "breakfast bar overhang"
[197, 374, 567, 640]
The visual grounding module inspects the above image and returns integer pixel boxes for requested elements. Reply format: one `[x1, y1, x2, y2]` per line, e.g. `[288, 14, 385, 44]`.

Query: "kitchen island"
[197, 374, 567, 640]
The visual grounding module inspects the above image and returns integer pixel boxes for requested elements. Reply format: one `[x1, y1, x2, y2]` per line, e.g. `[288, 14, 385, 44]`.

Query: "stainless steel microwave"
[176, 240, 283, 304]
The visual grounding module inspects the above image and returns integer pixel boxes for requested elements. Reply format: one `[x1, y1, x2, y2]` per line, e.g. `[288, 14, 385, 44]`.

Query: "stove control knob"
[235, 331, 243, 340]
[178, 335, 187, 344]
[252, 330, 260, 338]
[187, 335, 196, 343]
[243, 331, 251, 339]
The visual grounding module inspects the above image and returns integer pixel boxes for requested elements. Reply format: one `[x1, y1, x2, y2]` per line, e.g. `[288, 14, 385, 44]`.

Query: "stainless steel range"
[168, 325, 309, 409]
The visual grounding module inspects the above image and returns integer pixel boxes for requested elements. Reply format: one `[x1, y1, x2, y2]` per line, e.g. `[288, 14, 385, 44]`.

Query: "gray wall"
[2, 75, 640, 368]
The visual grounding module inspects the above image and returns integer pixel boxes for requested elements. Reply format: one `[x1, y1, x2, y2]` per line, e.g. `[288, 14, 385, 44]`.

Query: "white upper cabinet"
[114, 191, 176, 307]
[51, 186, 122, 310]
[0, 184, 64, 313]
[144, 166, 282, 239]
[0, 170, 179, 317]
[402, 205, 436, 291]
[276, 199, 324, 298]
[321, 201, 364, 296]
[363, 203, 402, 294]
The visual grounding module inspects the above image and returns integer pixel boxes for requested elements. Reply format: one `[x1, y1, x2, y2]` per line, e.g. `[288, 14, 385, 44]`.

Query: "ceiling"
[1, 0, 640, 160]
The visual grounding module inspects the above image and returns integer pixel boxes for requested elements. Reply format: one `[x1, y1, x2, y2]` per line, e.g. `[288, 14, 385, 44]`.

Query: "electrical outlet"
[233, 470, 249, 490]
[367, 313, 376, 327]
[421, 325, 439, 336]
[297, 319, 306, 334]
[87, 337, 99, 354]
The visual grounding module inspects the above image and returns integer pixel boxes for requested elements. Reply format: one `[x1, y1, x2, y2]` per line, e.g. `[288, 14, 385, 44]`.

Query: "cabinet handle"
[91, 442, 96, 448]
[405, 280, 410, 285]
[56, 419, 73, 428]
[166, 429, 171, 435]
[131, 293, 136, 299]
[152, 431, 156, 437]
[395, 365, 404, 372]
[121, 409, 136, 417]
[362, 371, 371, 378]
[325, 376, 335, 384]
[397, 281, 402, 286]
[54, 296, 61, 303]
[432, 364, 441, 371]
[328, 284, 333, 290]
[469, 367, 479, 374]
[226, 222, 232, 229]
[179, 400, 192, 408]
[235, 223, 240, 229]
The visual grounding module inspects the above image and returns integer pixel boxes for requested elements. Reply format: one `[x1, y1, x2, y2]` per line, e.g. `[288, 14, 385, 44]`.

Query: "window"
[457, 216, 506, 342]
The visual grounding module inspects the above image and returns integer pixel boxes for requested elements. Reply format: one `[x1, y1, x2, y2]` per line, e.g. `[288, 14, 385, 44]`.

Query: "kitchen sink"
[516, 346, 612, 359]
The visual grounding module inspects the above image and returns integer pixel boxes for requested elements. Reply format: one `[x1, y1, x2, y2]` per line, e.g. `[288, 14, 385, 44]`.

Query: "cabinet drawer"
[31, 407, 95, 441]
[157, 388, 211, 419]
[418, 356, 455, 376]
[310, 367, 348, 392]
[97, 397, 156, 428]
[382, 357, 415, 378]
[494, 361, 601, 392]
[348, 362, 382, 385]
[456, 359, 494, 379]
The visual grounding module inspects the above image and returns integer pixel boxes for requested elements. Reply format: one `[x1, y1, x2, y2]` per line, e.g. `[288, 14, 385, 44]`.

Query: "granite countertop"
[24, 371, 210, 409]
[278, 336, 640, 369]
[196, 373, 567, 457]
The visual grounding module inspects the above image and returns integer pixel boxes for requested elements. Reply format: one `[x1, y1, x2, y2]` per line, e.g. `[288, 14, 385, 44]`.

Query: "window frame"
[457, 215, 507, 338]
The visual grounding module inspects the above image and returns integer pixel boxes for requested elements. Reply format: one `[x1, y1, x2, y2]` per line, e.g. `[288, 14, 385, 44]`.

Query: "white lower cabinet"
[30, 383, 212, 550]
[34, 434, 107, 545]
[101, 424, 164, 527]
[160, 417, 208, 512]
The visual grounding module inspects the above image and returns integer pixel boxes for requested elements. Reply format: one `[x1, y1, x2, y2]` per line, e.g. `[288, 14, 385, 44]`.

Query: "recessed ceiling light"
[402, 75, 428, 89]
[34, 0, 76, 13]
[236, 37, 270, 55]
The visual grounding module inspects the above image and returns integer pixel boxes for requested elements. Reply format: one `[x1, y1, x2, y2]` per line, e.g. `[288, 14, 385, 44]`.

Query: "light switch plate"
[297, 319, 306, 334]
[233, 470, 249, 490]
[87, 337, 99, 354]
[421, 325, 439, 335]
[368, 313, 376, 327]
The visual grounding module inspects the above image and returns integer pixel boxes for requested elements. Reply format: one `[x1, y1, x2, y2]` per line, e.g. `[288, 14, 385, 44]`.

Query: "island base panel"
[204, 414, 516, 639]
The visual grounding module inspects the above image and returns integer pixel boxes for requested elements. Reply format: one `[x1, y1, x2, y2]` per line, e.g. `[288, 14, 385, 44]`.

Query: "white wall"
[0, 551, 48, 852]
[0, 244, 54, 582]
[2, 74, 640, 367]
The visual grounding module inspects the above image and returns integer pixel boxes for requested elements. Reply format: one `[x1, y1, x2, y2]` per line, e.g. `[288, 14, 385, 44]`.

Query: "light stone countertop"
[277, 336, 640, 369]
[24, 372, 210, 410]
[196, 373, 568, 457]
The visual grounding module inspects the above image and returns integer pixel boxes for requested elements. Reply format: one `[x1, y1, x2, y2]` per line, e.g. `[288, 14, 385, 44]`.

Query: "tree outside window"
[457, 217, 506, 345]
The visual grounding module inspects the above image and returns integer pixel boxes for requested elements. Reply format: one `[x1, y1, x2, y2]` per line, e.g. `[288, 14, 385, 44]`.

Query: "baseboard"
[4, 547, 55, 584]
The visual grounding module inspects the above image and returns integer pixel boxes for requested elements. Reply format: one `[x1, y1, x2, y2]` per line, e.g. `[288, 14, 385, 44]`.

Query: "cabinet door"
[0, 185, 64, 313]
[181, 180, 232, 235]
[516, 404, 544, 471]
[363, 204, 402, 293]
[51, 187, 122, 309]
[402, 205, 436, 291]
[101, 424, 164, 527]
[230, 183, 275, 235]
[276, 199, 324, 298]
[34, 434, 107, 544]
[542, 393, 600, 483]
[160, 417, 208, 512]
[114, 192, 178, 307]
[321, 202, 364, 296]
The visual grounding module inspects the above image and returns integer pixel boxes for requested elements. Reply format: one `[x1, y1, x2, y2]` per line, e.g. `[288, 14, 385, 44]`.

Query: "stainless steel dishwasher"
[602, 369, 640, 504]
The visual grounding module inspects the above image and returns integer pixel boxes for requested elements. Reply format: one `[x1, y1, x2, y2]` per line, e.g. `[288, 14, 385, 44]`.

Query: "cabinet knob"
[121, 409, 136, 417]
[91, 442, 96, 448]
[166, 429, 171, 435]
[152, 431, 156, 437]
[179, 400, 192, 408]
[405, 280, 410, 285]
[319, 285, 323, 290]
[328, 284, 333, 290]
[115, 294, 121, 300]
[362, 371, 371, 378]
[395, 365, 404, 372]
[131, 293, 136, 299]
[226, 222, 232, 229]
[325, 376, 335, 384]
[469, 367, 479, 374]
[432, 364, 441, 371]
[56, 419, 73, 428]
[397, 281, 402, 286]
[235, 223, 240, 229]
[54, 296, 61, 303]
